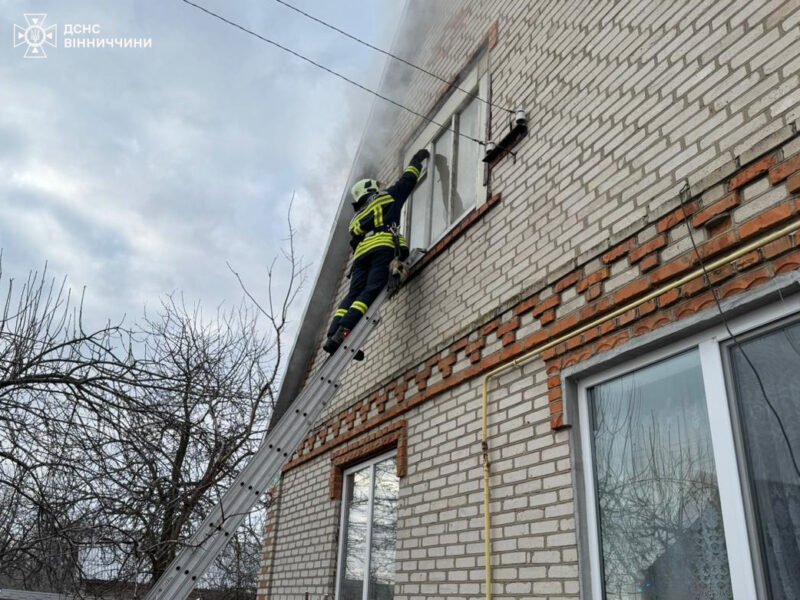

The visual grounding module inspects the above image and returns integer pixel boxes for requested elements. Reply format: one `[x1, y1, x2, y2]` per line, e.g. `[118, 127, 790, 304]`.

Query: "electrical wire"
[270, 0, 516, 115]
[677, 184, 800, 479]
[179, 0, 487, 148]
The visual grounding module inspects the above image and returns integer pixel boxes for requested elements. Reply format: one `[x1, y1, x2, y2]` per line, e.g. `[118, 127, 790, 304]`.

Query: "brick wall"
[260, 1, 800, 599]
[262, 454, 340, 599]
[312, 0, 800, 425]
[285, 136, 800, 470]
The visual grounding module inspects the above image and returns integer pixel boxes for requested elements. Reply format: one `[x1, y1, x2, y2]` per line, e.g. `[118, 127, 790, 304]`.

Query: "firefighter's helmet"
[350, 178, 380, 205]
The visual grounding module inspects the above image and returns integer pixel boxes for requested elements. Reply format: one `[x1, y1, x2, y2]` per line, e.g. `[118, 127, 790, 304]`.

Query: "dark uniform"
[325, 153, 426, 344]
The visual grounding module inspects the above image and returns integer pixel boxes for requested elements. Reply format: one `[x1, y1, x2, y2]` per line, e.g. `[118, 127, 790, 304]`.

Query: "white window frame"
[401, 52, 489, 250]
[334, 449, 398, 600]
[575, 296, 800, 600]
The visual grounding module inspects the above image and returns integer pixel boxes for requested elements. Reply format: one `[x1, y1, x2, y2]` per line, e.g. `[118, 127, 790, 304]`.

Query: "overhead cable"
[180, 0, 486, 148]
[678, 183, 800, 479]
[271, 0, 516, 115]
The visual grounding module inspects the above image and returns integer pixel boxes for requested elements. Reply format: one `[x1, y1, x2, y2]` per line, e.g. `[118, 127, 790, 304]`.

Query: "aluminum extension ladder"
[144, 251, 418, 600]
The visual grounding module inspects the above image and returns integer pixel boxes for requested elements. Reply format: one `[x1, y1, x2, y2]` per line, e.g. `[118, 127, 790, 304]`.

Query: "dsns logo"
[14, 14, 57, 58]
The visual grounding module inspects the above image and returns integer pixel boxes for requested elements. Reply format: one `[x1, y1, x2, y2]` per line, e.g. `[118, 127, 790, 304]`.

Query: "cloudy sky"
[1, 0, 403, 335]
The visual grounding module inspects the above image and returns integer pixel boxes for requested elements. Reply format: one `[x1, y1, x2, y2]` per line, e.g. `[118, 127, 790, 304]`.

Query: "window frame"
[401, 52, 490, 251]
[334, 449, 399, 600]
[574, 297, 800, 599]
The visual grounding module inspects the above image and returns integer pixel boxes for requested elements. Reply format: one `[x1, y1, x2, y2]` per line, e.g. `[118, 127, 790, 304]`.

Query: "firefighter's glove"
[412, 148, 430, 162]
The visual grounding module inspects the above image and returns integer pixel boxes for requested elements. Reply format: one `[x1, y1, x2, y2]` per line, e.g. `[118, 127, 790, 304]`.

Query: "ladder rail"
[144, 287, 391, 600]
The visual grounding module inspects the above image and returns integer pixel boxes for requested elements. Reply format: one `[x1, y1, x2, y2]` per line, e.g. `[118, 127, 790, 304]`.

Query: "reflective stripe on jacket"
[348, 161, 423, 258]
[352, 231, 409, 260]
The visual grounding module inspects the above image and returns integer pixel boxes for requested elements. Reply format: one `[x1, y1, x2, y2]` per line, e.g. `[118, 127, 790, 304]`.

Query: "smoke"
[271, 1, 473, 422]
[349, 0, 455, 181]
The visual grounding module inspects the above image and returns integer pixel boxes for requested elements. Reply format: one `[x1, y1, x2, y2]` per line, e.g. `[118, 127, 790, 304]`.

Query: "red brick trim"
[327, 421, 407, 500]
[692, 192, 740, 228]
[769, 153, 800, 184]
[729, 154, 775, 190]
[284, 141, 800, 474]
[408, 193, 502, 279]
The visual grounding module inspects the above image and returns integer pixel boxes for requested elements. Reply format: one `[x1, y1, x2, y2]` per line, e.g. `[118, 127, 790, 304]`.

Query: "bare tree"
[0, 212, 305, 597]
[86, 296, 285, 586]
[0, 264, 140, 593]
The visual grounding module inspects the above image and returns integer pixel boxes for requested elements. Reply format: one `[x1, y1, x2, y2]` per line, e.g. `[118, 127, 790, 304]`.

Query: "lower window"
[588, 350, 733, 599]
[727, 321, 800, 600]
[577, 306, 800, 600]
[336, 452, 399, 600]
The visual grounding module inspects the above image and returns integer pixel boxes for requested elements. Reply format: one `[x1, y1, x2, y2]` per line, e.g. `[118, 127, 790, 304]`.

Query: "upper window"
[576, 305, 800, 600]
[403, 54, 489, 250]
[336, 452, 399, 600]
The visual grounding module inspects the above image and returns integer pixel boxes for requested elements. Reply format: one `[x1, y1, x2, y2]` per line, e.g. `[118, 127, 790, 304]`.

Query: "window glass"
[402, 81, 485, 250]
[589, 350, 733, 599]
[431, 127, 452, 243]
[729, 323, 800, 600]
[408, 185, 428, 250]
[340, 466, 370, 600]
[454, 95, 481, 219]
[368, 457, 399, 600]
[338, 455, 399, 600]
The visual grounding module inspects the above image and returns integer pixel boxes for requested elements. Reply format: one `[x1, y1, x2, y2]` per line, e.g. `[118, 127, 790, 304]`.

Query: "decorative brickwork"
[263, 2, 800, 598]
[328, 420, 408, 500]
[285, 140, 800, 472]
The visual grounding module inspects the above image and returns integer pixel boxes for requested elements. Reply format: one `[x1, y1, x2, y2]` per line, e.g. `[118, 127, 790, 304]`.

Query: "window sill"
[408, 192, 501, 280]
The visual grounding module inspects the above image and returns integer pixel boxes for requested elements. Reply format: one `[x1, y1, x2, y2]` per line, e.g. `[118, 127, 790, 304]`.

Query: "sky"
[0, 0, 404, 338]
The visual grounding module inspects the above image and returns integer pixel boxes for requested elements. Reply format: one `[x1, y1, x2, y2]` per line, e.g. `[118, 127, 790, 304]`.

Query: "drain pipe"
[480, 217, 800, 600]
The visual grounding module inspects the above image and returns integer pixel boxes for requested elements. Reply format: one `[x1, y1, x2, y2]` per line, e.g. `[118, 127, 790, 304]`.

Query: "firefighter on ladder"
[323, 148, 430, 356]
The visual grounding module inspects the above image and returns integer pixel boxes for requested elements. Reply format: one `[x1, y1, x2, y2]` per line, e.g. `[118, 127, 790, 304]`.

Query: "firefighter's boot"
[323, 326, 349, 354]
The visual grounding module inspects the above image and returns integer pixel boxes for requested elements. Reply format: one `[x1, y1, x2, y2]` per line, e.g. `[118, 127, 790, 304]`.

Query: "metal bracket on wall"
[483, 111, 528, 166]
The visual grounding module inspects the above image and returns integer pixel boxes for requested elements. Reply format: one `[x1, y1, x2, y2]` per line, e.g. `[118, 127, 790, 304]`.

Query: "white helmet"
[350, 178, 380, 204]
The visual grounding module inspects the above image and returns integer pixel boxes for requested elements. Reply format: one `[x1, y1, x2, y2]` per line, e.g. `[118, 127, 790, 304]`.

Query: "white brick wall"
[392, 364, 577, 600]
[263, 1, 799, 598]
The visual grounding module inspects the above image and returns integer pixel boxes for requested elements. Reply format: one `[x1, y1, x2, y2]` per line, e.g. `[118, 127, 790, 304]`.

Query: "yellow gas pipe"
[480, 217, 800, 600]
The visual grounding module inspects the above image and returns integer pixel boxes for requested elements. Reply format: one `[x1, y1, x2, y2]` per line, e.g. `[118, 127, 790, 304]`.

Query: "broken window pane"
[430, 127, 451, 243]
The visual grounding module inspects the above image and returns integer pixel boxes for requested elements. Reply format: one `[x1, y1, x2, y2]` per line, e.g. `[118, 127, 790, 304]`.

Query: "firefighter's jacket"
[348, 157, 424, 260]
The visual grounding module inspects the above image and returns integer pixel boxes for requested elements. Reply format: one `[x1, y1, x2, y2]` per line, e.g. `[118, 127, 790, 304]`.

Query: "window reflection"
[340, 467, 370, 600]
[454, 96, 481, 220]
[589, 350, 733, 599]
[369, 458, 398, 600]
[338, 456, 398, 600]
[729, 322, 800, 600]
[408, 187, 427, 251]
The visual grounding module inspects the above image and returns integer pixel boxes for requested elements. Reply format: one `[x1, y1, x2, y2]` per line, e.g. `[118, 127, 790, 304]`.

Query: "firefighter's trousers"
[327, 246, 394, 337]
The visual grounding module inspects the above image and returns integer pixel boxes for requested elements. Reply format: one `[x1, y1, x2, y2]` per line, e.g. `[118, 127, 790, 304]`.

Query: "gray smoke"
[270, 0, 461, 423]
[349, 0, 455, 181]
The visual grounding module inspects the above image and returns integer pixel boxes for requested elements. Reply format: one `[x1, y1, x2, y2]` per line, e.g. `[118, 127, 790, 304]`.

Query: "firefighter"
[323, 148, 430, 356]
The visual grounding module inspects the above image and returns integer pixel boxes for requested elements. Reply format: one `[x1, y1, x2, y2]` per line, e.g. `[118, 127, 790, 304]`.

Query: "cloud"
[0, 0, 401, 340]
